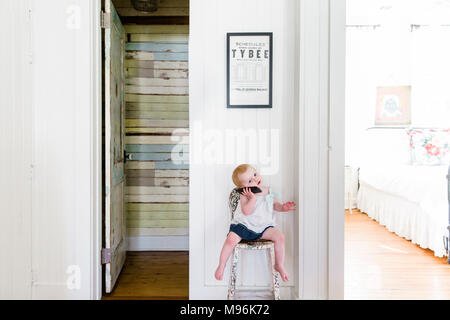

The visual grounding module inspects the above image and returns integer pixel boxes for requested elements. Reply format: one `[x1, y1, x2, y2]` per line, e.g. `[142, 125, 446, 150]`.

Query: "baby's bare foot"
[275, 264, 290, 282]
[215, 266, 225, 281]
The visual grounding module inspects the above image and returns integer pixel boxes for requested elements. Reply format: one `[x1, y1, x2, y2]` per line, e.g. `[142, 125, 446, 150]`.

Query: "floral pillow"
[406, 128, 450, 166]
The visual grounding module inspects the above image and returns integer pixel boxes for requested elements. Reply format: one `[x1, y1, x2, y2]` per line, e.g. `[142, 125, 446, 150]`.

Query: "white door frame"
[294, 0, 345, 299]
[328, 0, 346, 300]
[88, 0, 345, 300]
[90, 0, 103, 301]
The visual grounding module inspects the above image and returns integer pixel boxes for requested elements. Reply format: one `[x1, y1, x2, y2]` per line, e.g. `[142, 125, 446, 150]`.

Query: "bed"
[354, 127, 450, 261]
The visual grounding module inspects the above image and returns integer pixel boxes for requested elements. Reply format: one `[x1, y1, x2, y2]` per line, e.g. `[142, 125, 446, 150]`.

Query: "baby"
[214, 164, 296, 282]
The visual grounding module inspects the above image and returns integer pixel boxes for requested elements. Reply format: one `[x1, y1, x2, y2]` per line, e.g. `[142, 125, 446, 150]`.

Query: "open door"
[104, 0, 126, 293]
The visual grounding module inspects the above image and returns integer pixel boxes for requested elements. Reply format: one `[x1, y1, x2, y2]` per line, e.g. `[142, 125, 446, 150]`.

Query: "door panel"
[104, 0, 126, 293]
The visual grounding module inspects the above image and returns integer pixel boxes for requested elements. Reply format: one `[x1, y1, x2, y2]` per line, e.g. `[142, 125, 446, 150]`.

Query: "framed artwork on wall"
[227, 32, 273, 108]
[375, 85, 412, 125]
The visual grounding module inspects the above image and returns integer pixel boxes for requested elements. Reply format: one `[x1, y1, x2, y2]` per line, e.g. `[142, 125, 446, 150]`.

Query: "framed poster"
[375, 86, 411, 125]
[227, 32, 273, 108]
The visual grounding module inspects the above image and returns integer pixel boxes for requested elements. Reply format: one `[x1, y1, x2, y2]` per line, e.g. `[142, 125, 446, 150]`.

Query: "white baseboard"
[127, 236, 189, 251]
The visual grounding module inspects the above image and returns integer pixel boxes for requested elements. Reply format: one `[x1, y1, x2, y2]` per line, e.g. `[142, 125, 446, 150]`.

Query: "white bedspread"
[359, 164, 449, 224]
[358, 164, 449, 257]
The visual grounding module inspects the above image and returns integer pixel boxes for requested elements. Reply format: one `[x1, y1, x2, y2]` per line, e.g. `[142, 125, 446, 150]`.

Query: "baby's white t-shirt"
[231, 187, 278, 234]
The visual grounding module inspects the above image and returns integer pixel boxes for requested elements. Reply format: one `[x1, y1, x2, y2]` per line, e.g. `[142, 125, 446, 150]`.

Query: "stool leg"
[269, 245, 280, 300]
[227, 247, 239, 300]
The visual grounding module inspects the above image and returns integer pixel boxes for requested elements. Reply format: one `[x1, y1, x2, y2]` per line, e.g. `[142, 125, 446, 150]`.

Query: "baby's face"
[238, 167, 263, 188]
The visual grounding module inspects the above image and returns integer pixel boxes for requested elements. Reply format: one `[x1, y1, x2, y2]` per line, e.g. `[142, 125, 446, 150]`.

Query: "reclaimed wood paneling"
[127, 176, 189, 186]
[124, 22, 189, 247]
[126, 144, 189, 152]
[126, 119, 188, 127]
[130, 34, 188, 42]
[124, 25, 189, 34]
[129, 154, 188, 162]
[126, 94, 188, 103]
[126, 127, 188, 134]
[126, 110, 189, 120]
[126, 85, 189, 95]
[127, 211, 188, 220]
[126, 136, 189, 144]
[114, 0, 189, 9]
[127, 194, 189, 203]
[128, 228, 189, 236]
[126, 161, 155, 170]
[126, 51, 188, 61]
[117, 8, 189, 17]
[125, 60, 188, 69]
[127, 220, 188, 228]
[120, 16, 189, 25]
[142, 162, 187, 170]
[125, 164, 189, 176]
[127, 152, 185, 161]
[126, 42, 188, 52]
[127, 103, 189, 111]
[126, 68, 188, 79]
[127, 203, 188, 211]
[126, 77, 188, 87]
[127, 186, 189, 194]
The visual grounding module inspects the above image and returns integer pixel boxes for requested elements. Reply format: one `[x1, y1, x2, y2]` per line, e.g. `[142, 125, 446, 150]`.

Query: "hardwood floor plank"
[345, 209, 450, 300]
[102, 251, 189, 300]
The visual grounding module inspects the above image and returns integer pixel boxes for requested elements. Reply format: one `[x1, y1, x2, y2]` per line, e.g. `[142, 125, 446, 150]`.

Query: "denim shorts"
[229, 223, 274, 241]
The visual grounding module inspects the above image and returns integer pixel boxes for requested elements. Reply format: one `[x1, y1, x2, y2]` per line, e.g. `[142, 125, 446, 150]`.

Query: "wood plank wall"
[114, 0, 189, 17]
[117, 1, 189, 245]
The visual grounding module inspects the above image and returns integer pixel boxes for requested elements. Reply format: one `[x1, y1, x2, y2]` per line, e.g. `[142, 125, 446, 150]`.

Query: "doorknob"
[124, 151, 131, 163]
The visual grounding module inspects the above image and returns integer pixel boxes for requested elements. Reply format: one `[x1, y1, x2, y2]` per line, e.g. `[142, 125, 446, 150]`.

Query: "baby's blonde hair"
[232, 164, 255, 188]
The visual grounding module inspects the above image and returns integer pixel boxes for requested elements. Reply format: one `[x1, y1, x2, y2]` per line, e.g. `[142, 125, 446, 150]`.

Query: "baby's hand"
[281, 201, 296, 212]
[242, 187, 256, 201]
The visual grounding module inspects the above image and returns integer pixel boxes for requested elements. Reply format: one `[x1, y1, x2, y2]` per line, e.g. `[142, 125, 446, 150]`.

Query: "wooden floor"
[102, 212, 449, 300]
[102, 251, 189, 300]
[345, 209, 450, 300]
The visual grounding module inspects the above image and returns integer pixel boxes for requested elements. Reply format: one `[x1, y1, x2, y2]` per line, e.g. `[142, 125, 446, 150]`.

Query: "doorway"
[101, 0, 190, 299]
[344, 0, 450, 299]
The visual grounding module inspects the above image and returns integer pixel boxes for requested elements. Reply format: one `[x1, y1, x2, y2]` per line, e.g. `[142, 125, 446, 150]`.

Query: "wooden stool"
[227, 239, 280, 300]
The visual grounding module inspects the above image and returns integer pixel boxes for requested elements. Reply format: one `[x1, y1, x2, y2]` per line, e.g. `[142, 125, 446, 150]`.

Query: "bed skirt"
[357, 182, 448, 258]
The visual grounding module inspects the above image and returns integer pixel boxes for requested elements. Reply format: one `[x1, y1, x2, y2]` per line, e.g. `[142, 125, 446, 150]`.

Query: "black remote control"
[235, 186, 262, 195]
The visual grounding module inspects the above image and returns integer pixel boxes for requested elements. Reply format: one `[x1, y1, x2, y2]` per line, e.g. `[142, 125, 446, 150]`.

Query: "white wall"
[296, 0, 345, 300]
[189, 0, 298, 299]
[0, 0, 33, 299]
[189, 0, 345, 300]
[0, 0, 345, 300]
[30, 0, 101, 300]
[345, 1, 450, 167]
[0, 0, 101, 299]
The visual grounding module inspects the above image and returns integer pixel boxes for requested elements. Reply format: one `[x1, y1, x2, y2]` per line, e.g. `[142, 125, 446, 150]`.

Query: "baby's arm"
[273, 200, 284, 212]
[240, 188, 256, 215]
[273, 198, 296, 212]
